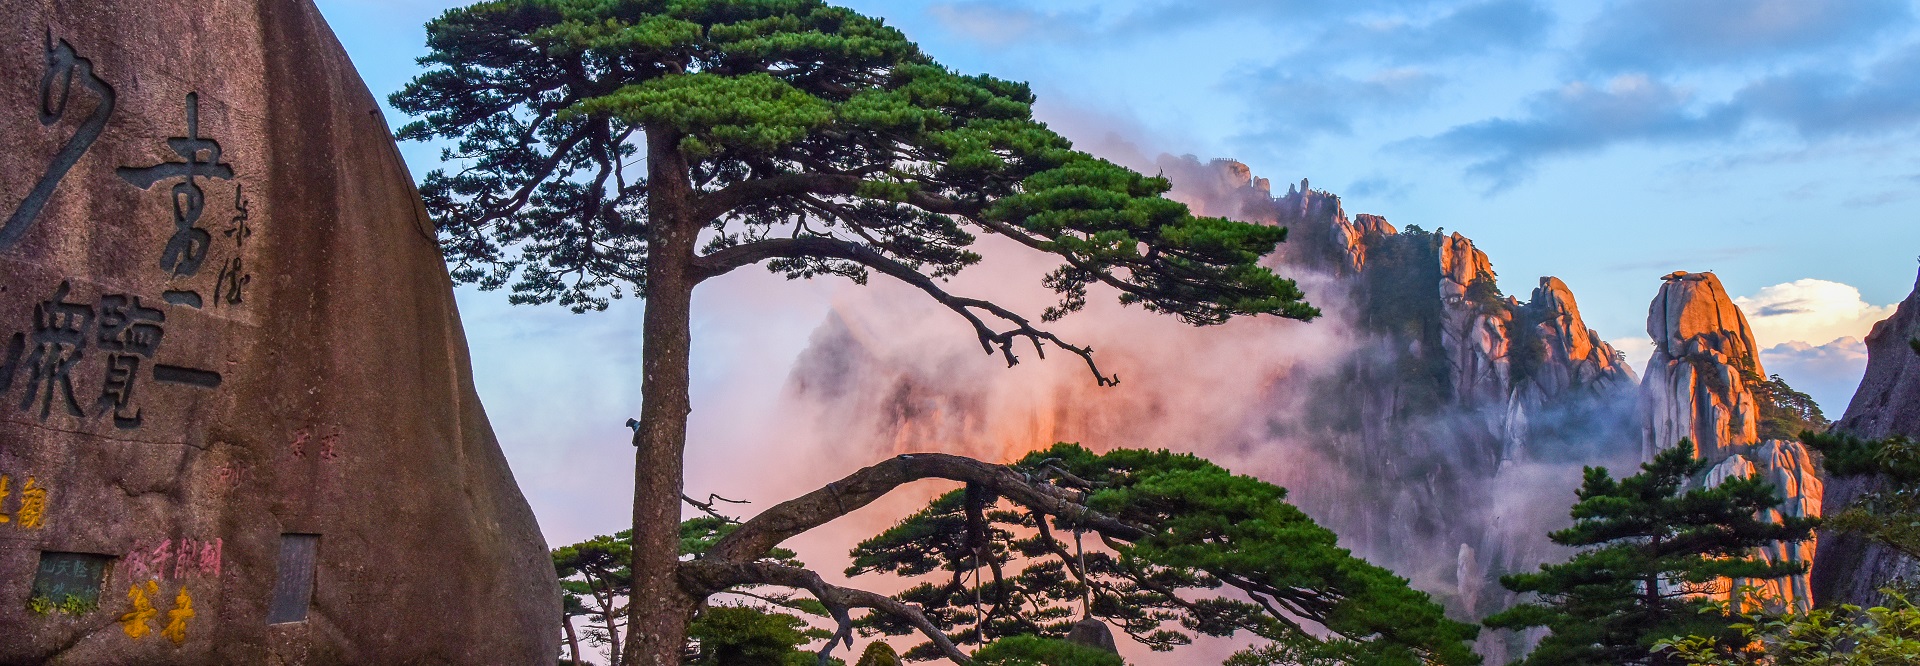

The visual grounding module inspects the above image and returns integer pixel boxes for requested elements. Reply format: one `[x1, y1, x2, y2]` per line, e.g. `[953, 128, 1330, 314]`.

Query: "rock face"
[1265, 178, 1641, 663]
[1637, 272, 1822, 610]
[1530, 277, 1637, 397]
[1813, 267, 1920, 607]
[1703, 442, 1824, 609]
[1437, 233, 1513, 408]
[0, 1, 558, 663]
[1641, 272, 1765, 462]
[1065, 617, 1120, 653]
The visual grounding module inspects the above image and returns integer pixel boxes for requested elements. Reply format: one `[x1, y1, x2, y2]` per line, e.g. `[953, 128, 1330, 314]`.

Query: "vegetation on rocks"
[1657, 592, 1920, 665]
[1805, 432, 1920, 561]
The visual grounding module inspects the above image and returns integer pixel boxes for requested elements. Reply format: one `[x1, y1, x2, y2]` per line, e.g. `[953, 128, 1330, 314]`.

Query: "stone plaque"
[30, 551, 110, 609]
[266, 534, 317, 624]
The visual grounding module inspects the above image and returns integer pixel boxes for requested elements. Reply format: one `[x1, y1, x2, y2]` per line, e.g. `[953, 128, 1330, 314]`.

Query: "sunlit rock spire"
[1638, 271, 1822, 611]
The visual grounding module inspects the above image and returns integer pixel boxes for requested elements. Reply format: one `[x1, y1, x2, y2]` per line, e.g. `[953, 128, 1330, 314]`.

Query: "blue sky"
[314, 0, 1920, 545]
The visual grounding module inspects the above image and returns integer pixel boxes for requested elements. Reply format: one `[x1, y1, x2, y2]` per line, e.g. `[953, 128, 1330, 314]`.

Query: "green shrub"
[1657, 590, 1920, 665]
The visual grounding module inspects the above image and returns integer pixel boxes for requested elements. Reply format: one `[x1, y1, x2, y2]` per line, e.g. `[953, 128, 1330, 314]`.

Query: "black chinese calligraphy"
[152, 365, 220, 389]
[225, 184, 251, 247]
[21, 281, 91, 419]
[161, 290, 202, 309]
[1, 281, 220, 428]
[117, 93, 233, 278]
[0, 33, 117, 253]
[96, 295, 164, 428]
[213, 258, 247, 306]
[214, 185, 251, 306]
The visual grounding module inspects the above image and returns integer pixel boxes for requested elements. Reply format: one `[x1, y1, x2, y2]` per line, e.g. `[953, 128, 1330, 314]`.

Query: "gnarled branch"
[683, 493, 749, 523]
[692, 236, 1118, 385]
[679, 559, 974, 666]
[705, 453, 1144, 565]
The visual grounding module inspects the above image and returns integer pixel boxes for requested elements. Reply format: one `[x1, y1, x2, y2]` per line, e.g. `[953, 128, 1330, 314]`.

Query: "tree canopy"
[555, 519, 836, 665]
[554, 530, 635, 664]
[393, 0, 1316, 360]
[846, 444, 1481, 666]
[1486, 441, 1818, 666]
[1742, 371, 1829, 442]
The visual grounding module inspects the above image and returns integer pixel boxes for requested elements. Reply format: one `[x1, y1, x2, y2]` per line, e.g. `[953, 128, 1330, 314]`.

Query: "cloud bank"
[1735, 279, 1896, 411]
[1738, 279, 1899, 349]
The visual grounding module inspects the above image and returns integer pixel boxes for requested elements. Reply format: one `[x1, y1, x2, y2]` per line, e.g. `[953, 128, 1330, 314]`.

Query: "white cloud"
[1730, 279, 1893, 412]
[1735, 278, 1897, 348]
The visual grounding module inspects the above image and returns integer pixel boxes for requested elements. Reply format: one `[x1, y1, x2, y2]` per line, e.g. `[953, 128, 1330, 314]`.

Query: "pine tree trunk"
[622, 128, 701, 666]
[563, 616, 582, 665]
[590, 581, 621, 665]
[602, 608, 622, 666]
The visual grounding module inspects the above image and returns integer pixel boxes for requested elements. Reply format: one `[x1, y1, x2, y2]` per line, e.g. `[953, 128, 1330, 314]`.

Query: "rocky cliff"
[1813, 267, 1920, 606]
[1638, 272, 1823, 610]
[1262, 175, 1642, 661]
[0, 1, 558, 663]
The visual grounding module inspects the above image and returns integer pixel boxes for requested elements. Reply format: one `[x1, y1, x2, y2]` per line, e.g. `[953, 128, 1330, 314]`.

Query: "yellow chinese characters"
[18, 476, 46, 528]
[0, 474, 49, 529]
[161, 586, 194, 645]
[119, 580, 160, 639]
[120, 580, 196, 645]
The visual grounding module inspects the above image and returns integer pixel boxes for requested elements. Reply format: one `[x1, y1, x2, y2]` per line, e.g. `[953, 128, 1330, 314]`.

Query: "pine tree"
[553, 531, 634, 665]
[392, 3, 1318, 662]
[1485, 440, 1818, 666]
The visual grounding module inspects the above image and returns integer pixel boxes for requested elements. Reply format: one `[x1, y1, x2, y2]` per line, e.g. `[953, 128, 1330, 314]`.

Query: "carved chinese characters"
[0, 30, 244, 655]
[119, 92, 246, 298]
[0, 34, 113, 252]
[0, 32, 242, 437]
[120, 536, 222, 582]
[115, 536, 212, 645]
[0, 2, 560, 661]
[0, 280, 220, 429]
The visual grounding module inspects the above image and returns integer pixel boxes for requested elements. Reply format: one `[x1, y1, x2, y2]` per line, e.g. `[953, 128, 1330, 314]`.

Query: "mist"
[660, 154, 1646, 664]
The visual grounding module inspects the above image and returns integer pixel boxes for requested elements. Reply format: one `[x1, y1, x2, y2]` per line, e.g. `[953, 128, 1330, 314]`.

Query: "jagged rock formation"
[1642, 272, 1766, 462]
[1813, 267, 1920, 606]
[769, 156, 1858, 660]
[1529, 278, 1638, 396]
[1638, 272, 1823, 610]
[1263, 175, 1641, 662]
[0, 1, 558, 663]
[1437, 233, 1514, 408]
